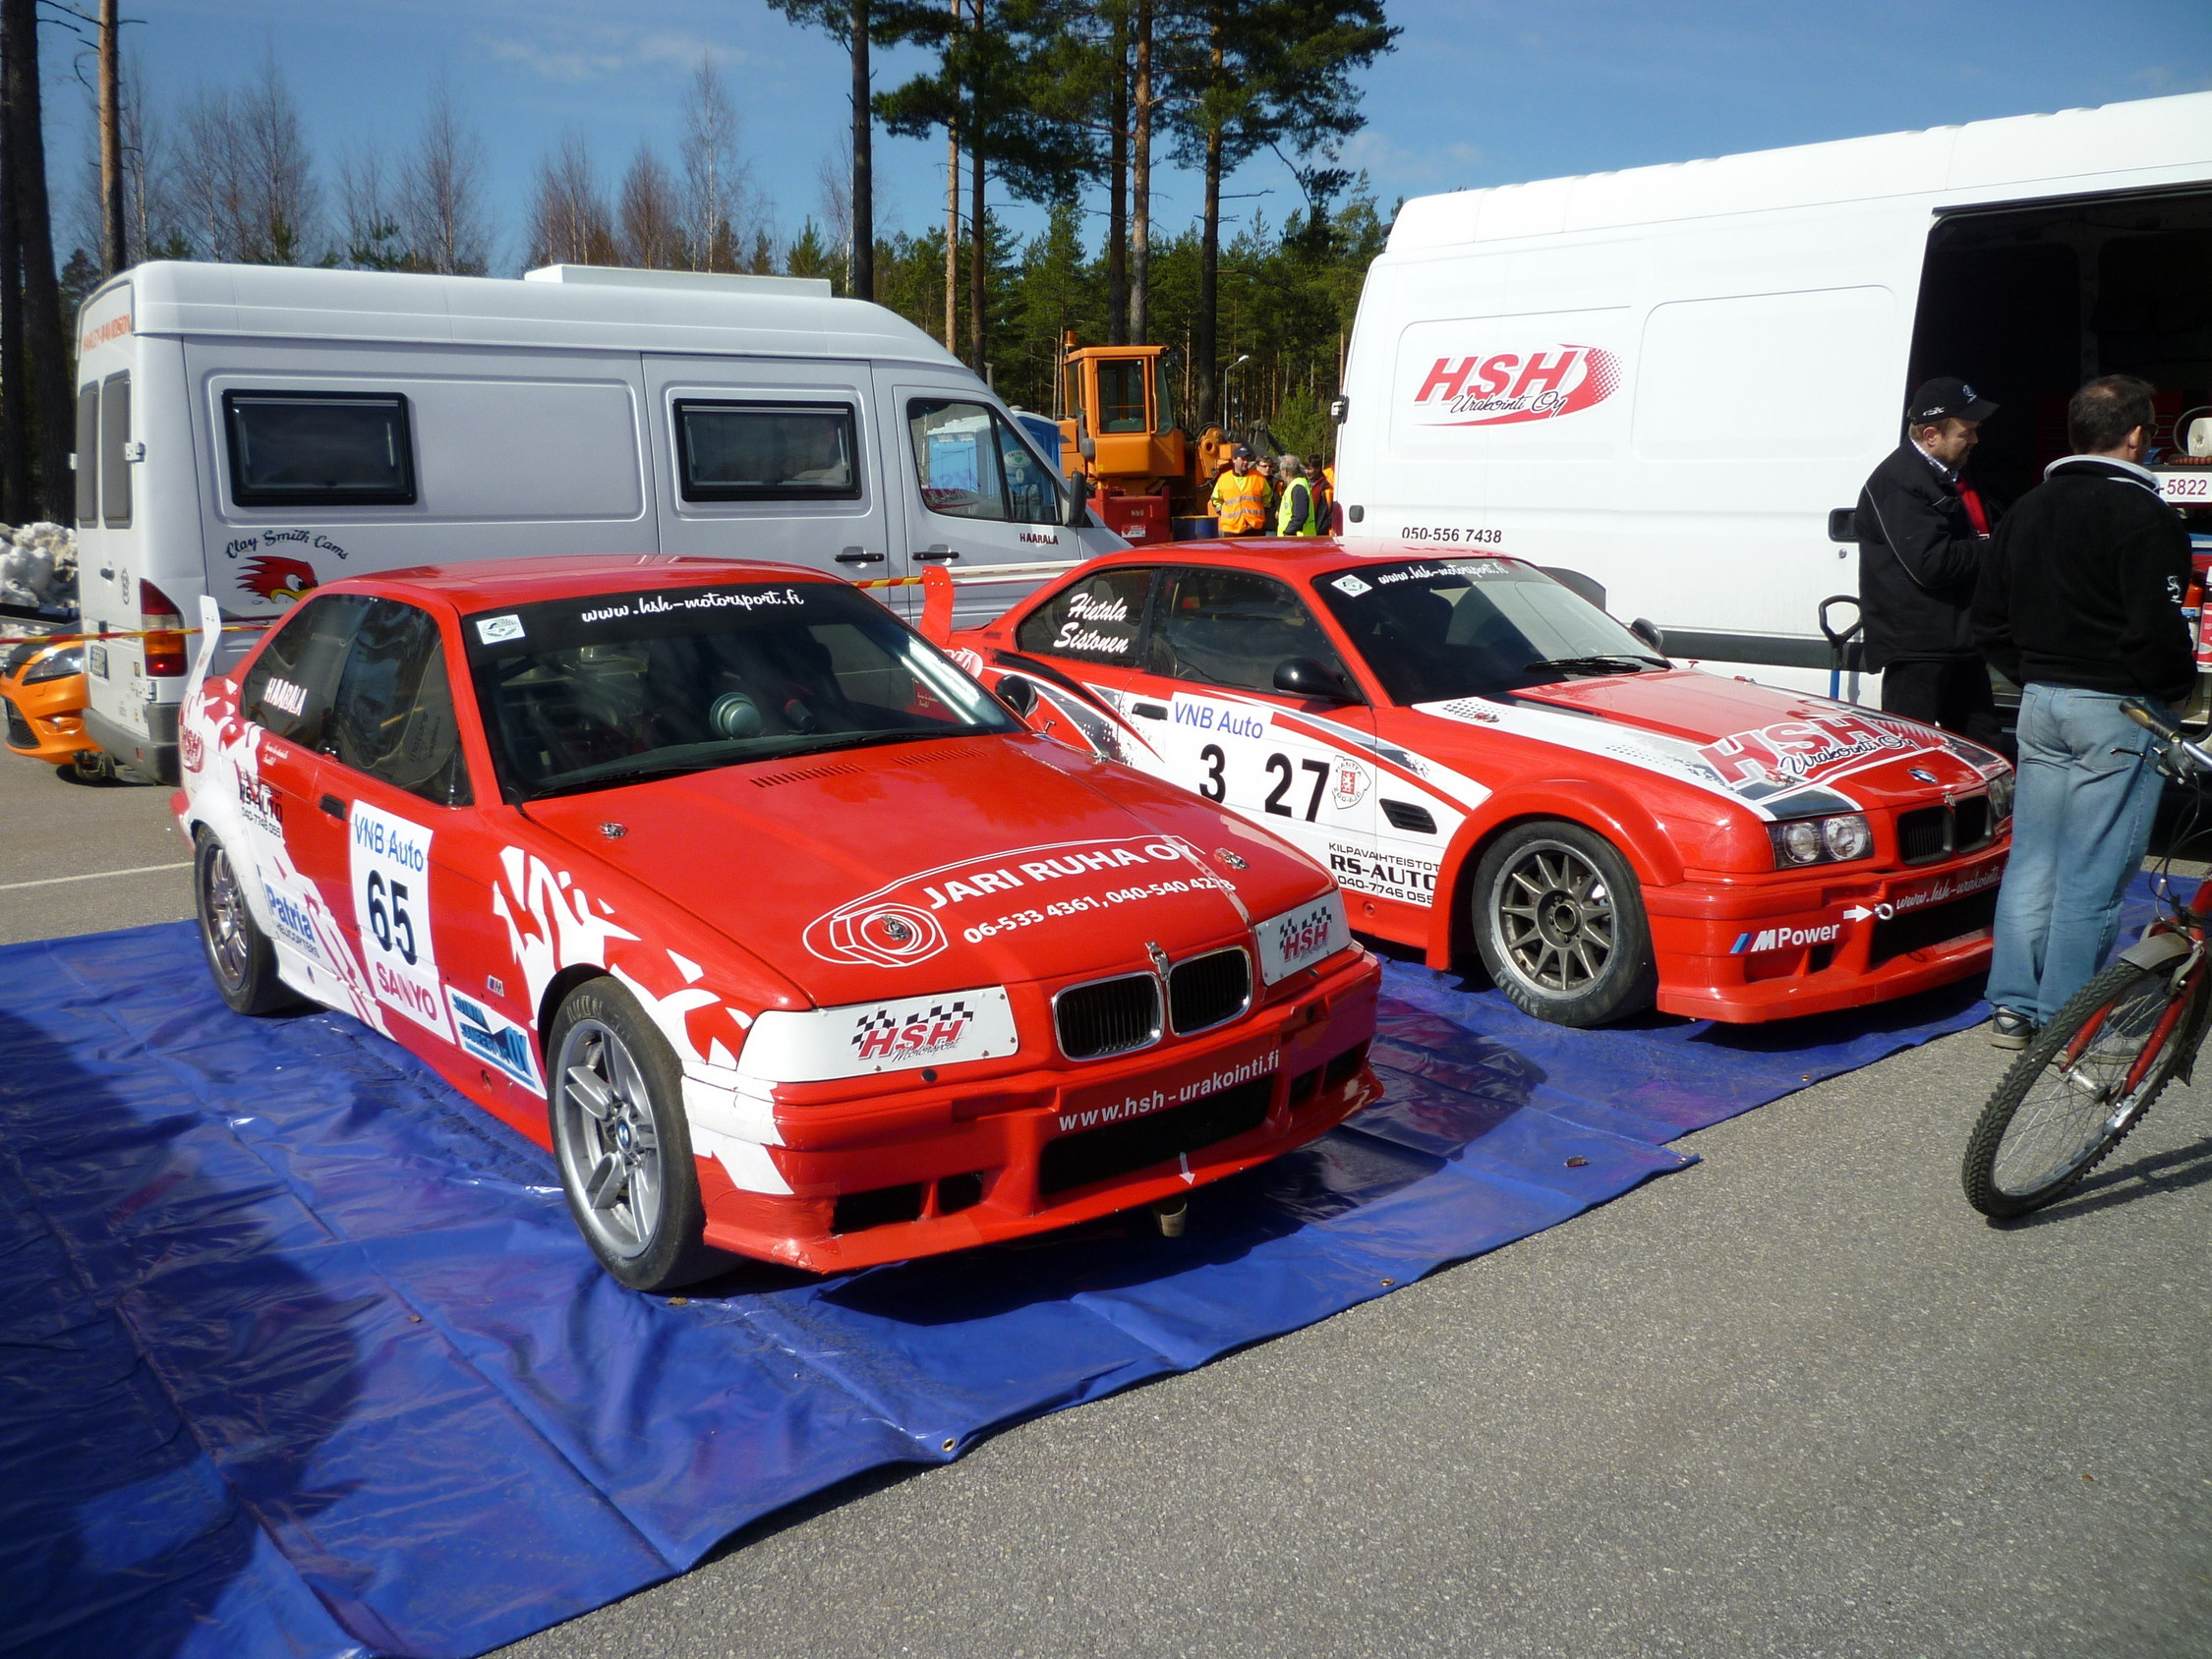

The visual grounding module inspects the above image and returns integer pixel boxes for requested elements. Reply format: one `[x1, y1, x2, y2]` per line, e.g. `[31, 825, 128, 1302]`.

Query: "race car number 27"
[350, 801, 454, 1041]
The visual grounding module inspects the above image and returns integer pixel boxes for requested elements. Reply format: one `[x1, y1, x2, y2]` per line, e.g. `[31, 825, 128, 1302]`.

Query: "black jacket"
[1972, 457, 2193, 706]
[1856, 441, 1991, 668]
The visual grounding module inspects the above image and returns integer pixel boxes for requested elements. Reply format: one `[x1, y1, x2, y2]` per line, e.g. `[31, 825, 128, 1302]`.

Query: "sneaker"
[1989, 1007, 2036, 1050]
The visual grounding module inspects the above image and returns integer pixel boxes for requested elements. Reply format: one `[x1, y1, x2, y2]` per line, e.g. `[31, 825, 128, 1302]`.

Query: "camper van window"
[907, 399, 1062, 526]
[674, 402, 862, 502]
[100, 372, 132, 528]
[74, 384, 99, 529]
[222, 390, 417, 509]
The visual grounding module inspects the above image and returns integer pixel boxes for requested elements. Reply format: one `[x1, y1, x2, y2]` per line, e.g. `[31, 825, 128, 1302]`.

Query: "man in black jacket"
[1971, 374, 2193, 1046]
[1857, 377, 2003, 743]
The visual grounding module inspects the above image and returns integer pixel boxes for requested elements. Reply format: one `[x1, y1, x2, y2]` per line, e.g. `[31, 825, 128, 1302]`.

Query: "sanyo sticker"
[349, 801, 453, 1041]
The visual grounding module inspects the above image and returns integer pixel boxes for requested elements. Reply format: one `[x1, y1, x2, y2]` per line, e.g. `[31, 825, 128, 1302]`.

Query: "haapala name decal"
[1408, 345, 1621, 427]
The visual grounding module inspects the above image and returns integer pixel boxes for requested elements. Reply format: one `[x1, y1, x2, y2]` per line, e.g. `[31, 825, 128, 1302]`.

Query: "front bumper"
[1647, 842, 2007, 1023]
[696, 947, 1383, 1273]
[1, 675, 95, 764]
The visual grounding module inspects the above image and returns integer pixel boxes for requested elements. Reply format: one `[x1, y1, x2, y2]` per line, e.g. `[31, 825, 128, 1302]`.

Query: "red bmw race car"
[174, 555, 1379, 1288]
[942, 542, 2013, 1027]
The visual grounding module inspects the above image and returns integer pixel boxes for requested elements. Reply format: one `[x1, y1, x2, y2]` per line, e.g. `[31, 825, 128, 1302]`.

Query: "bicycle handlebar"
[2123, 697, 2183, 742]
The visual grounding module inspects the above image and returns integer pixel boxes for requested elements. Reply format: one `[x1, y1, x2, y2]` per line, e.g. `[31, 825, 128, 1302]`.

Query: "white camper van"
[71, 260, 1122, 782]
[1332, 90, 2212, 706]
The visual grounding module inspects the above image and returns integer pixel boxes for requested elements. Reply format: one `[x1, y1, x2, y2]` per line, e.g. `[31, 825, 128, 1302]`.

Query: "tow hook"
[1153, 1196, 1188, 1238]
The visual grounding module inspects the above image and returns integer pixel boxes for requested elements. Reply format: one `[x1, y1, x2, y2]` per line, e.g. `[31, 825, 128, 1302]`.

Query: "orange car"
[1, 634, 101, 772]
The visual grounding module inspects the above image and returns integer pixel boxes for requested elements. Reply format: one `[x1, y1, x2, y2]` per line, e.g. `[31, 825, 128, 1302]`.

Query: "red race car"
[174, 556, 1379, 1288]
[942, 542, 2013, 1027]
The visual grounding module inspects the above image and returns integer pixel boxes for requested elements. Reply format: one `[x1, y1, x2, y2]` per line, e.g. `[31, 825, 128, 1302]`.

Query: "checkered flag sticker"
[850, 999, 972, 1053]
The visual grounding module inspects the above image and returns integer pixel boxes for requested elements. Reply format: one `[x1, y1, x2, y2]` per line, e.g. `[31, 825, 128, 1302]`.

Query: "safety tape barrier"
[1, 561, 1078, 646]
[0, 621, 274, 648]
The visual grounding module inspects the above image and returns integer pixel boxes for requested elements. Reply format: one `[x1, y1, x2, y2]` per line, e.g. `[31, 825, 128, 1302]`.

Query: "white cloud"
[470, 22, 743, 85]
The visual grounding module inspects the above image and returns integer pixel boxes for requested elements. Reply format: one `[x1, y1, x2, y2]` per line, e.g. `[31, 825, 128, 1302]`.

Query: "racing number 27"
[366, 871, 418, 964]
[1195, 746, 1329, 821]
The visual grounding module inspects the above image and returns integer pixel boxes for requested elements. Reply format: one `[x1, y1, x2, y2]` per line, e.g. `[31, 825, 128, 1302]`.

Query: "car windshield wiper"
[1523, 654, 1663, 675]
[526, 757, 735, 800]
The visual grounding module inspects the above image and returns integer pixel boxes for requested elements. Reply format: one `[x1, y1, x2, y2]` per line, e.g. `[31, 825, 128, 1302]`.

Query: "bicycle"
[1961, 697, 2212, 1219]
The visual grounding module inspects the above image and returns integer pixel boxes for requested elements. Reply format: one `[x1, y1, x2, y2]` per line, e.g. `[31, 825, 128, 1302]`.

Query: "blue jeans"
[1986, 683, 2168, 1025]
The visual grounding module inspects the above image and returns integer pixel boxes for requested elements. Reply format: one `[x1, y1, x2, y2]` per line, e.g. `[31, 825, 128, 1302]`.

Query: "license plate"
[87, 645, 107, 678]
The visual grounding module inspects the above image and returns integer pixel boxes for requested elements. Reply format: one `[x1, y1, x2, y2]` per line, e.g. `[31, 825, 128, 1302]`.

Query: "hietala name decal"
[804, 835, 1233, 967]
[1407, 345, 1621, 428]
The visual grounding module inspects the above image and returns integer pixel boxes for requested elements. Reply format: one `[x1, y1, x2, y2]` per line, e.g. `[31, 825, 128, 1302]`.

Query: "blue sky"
[39, 0, 2212, 267]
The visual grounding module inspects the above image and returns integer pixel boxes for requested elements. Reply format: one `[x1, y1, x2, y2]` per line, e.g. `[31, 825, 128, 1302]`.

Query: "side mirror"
[995, 675, 1038, 717]
[1272, 657, 1355, 702]
[1628, 618, 1665, 656]
[1063, 474, 1094, 529]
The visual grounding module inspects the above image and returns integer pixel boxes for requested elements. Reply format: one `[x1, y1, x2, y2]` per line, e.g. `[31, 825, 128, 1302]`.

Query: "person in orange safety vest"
[1209, 445, 1270, 536]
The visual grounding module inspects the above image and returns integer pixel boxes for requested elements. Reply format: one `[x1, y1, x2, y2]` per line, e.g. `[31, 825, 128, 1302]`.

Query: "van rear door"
[644, 356, 894, 601]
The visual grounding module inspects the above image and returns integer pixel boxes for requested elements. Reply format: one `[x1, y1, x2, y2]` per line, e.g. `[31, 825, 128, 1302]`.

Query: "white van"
[71, 260, 1122, 782]
[1332, 90, 2212, 704]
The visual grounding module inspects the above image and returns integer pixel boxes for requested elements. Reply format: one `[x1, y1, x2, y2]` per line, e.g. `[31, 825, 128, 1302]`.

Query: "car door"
[1127, 565, 1379, 875]
[316, 596, 490, 1053]
[875, 373, 1112, 626]
[232, 592, 369, 998]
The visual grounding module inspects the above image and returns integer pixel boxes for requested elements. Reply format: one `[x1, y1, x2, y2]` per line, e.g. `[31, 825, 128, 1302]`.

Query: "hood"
[1434, 670, 2007, 818]
[519, 734, 1281, 1005]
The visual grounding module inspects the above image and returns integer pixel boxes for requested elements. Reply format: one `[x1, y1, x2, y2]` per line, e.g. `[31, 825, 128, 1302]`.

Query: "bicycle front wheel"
[1962, 957, 2199, 1220]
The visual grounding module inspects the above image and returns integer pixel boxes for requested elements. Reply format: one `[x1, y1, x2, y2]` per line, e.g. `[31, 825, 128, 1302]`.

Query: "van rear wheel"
[1472, 821, 1657, 1027]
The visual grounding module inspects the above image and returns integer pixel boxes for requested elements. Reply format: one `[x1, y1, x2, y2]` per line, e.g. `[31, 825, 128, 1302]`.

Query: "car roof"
[1081, 539, 1512, 579]
[321, 554, 845, 614]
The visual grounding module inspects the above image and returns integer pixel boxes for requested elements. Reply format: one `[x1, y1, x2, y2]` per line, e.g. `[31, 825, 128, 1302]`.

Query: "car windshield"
[462, 580, 1018, 799]
[1312, 558, 1665, 704]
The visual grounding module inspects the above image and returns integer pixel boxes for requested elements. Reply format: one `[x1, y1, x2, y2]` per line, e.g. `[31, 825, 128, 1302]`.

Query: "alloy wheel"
[1494, 841, 1617, 995]
[554, 1017, 665, 1260]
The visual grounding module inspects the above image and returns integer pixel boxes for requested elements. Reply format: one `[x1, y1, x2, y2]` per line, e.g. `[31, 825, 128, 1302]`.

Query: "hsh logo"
[1409, 345, 1621, 427]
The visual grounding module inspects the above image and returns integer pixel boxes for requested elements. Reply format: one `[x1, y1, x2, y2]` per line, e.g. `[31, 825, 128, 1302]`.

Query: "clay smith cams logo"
[849, 998, 978, 1062]
[1408, 345, 1621, 427]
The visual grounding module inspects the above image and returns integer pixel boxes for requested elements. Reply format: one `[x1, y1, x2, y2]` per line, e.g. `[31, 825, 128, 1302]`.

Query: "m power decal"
[804, 835, 1234, 967]
[1406, 345, 1622, 428]
[1731, 922, 1845, 955]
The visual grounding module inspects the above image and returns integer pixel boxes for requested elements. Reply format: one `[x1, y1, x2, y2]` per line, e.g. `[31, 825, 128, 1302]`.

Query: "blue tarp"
[2, 908, 2027, 1659]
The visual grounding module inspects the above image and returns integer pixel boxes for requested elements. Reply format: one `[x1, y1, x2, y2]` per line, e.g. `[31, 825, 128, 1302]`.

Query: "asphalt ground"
[6, 754, 2208, 1659]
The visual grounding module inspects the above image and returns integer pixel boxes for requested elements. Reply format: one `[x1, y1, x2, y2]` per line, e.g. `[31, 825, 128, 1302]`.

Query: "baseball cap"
[1230, 443, 1253, 460]
[1907, 377, 1999, 426]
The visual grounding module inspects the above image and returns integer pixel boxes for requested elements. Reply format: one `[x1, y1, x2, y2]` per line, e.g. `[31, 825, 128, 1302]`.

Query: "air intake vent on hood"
[752, 763, 864, 787]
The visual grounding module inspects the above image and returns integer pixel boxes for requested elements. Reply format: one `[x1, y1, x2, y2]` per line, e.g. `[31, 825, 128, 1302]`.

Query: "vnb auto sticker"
[447, 986, 546, 1094]
[803, 835, 1235, 968]
[348, 801, 453, 1042]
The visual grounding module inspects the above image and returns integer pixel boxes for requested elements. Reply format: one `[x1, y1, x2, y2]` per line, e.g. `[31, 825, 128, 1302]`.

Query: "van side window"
[74, 384, 99, 529]
[1016, 567, 1155, 663]
[674, 402, 861, 502]
[100, 372, 132, 528]
[223, 390, 416, 508]
[907, 399, 1062, 527]
[326, 599, 472, 806]
[239, 593, 373, 751]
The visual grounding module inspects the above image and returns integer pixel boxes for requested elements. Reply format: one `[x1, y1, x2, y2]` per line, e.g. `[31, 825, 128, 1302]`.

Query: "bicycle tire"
[1961, 957, 2199, 1220]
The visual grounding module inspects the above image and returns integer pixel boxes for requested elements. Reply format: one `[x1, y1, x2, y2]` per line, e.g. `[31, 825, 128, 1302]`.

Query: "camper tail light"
[140, 580, 188, 677]
[1767, 812, 1872, 869]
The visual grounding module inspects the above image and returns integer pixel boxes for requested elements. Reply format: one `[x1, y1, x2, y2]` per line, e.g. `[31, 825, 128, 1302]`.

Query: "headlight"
[21, 645, 83, 685]
[1986, 770, 2014, 824]
[1768, 813, 1873, 868]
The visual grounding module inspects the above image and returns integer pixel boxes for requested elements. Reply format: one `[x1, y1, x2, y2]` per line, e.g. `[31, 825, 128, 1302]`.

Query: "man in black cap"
[1855, 377, 2004, 744]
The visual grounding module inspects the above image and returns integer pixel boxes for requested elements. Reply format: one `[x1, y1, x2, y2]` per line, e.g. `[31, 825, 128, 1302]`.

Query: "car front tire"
[194, 830, 300, 1015]
[1472, 820, 1658, 1028]
[548, 977, 725, 1292]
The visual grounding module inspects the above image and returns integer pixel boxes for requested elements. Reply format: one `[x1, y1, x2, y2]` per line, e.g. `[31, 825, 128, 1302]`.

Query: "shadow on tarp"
[0, 903, 2005, 1659]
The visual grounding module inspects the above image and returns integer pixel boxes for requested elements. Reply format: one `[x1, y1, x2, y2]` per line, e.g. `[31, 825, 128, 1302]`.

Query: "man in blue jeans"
[1971, 375, 2194, 1047]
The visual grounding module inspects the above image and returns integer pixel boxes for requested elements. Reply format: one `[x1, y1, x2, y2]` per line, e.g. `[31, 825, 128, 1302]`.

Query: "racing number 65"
[366, 871, 419, 965]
